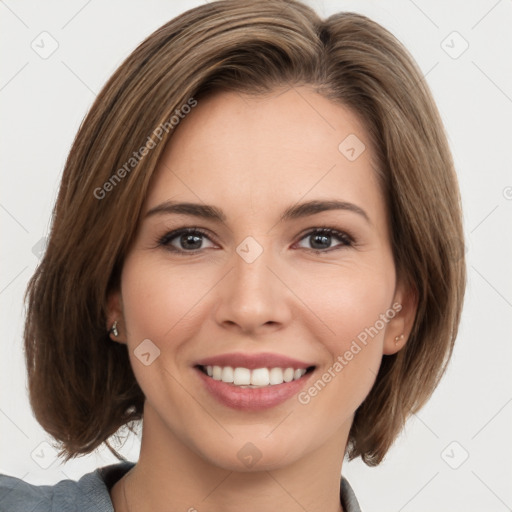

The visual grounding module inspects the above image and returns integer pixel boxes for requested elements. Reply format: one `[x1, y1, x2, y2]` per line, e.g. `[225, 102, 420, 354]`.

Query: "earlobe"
[383, 282, 418, 355]
[109, 320, 120, 337]
[394, 333, 405, 345]
[106, 290, 127, 344]
[383, 320, 406, 356]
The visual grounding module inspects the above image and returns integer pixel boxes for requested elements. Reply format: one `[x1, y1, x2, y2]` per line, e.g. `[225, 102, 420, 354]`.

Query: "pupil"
[182, 234, 202, 250]
[311, 234, 330, 250]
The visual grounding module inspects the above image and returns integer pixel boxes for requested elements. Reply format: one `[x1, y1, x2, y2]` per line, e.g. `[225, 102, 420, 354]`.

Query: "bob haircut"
[23, 0, 466, 466]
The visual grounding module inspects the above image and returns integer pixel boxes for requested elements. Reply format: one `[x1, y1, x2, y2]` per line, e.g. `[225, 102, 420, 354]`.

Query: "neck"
[113, 403, 348, 512]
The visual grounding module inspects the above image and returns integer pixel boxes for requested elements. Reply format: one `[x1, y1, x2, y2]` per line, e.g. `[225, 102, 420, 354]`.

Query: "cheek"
[301, 260, 395, 345]
[121, 255, 212, 343]
[296, 261, 395, 403]
[119, 255, 214, 412]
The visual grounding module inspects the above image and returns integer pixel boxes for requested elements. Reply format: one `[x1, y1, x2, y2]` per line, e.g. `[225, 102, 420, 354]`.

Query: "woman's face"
[111, 86, 412, 471]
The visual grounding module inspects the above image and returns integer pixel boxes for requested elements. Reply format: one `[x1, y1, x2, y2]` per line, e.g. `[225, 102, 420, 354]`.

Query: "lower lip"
[195, 367, 314, 411]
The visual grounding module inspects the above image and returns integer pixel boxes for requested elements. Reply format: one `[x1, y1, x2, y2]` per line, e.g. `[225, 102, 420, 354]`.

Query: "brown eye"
[158, 228, 215, 254]
[295, 228, 354, 253]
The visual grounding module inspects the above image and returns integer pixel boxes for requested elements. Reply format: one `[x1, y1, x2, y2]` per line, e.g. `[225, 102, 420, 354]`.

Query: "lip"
[194, 351, 314, 370]
[195, 366, 315, 411]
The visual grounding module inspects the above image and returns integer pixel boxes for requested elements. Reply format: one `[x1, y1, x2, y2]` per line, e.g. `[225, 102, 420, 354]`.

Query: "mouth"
[195, 364, 316, 388]
[193, 355, 317, 411]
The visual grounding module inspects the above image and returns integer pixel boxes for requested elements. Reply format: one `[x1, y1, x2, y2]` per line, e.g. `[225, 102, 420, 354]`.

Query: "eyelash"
[156, 226, 355, 256]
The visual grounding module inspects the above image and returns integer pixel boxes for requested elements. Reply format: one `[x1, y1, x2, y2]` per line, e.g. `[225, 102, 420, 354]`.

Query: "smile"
[193, 353, 316, 410]
[198, 365, 313, 387]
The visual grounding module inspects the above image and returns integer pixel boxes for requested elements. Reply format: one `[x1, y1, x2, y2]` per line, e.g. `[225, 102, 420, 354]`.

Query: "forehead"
[144, 87, 385, 227]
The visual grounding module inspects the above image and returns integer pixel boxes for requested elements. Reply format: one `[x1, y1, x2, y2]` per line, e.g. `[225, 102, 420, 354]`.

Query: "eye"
[157, 228, 216, 254]
[294, 227, 354, 253]
[156, 226, 355, 256]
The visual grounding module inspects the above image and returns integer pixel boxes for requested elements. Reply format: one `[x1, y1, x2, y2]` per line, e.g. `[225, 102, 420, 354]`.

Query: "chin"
[191, 426, 311, 472]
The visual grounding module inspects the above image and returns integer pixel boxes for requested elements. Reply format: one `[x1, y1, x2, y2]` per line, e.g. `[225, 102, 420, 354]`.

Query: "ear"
[106, 289, 127, 345]
[383, 278, 418, 355]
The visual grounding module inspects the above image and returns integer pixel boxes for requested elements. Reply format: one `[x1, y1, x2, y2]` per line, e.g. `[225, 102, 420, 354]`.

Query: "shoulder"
[0, 472, 53, 511]
[0, 461, 135, 512]
[340, 475, 363, 512]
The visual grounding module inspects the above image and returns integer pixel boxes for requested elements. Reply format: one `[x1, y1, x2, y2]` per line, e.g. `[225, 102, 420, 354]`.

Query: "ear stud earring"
[110, 321, 119, 337]
[394, 334, 404, 345]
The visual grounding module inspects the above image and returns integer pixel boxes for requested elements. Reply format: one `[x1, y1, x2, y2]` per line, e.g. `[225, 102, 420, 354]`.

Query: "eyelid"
[295, 226, 355, 245]
[292, 227, 355, 254]
[156, 225, 356, 255]
[157, 227, 217, 250]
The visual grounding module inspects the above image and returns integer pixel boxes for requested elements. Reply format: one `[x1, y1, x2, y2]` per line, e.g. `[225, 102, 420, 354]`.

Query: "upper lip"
[195, 352, 315, 370]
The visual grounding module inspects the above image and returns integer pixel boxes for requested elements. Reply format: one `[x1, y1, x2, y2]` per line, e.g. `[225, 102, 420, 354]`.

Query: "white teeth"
[269, 367, 284, 385]
[202, 365, 308, 387]
[283, 367, 294, 382]
[221, 366, 234, 383]
[233, 367, 251, 385]
[251, 368, 269, 386]
[212, 365, 222, 380]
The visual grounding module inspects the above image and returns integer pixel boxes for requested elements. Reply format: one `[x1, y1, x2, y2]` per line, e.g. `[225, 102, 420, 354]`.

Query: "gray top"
[0, 461, 362, 511]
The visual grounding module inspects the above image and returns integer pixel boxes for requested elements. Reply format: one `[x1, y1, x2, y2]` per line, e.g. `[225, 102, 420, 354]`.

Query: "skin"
[107, 86, 417, 512]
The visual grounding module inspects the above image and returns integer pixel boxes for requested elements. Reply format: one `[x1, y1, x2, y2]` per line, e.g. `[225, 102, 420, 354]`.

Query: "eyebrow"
[145, 199, 370, 224]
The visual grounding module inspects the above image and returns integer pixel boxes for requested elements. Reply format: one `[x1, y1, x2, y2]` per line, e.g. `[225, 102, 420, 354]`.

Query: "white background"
[1, 1, 511, 511]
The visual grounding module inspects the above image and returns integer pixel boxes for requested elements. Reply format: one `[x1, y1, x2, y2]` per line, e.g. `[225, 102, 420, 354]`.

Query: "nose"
[213, 239, 293, 335]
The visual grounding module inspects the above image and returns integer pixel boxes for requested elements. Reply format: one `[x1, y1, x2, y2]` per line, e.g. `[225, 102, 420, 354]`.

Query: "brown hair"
[23, 0, 465, 466]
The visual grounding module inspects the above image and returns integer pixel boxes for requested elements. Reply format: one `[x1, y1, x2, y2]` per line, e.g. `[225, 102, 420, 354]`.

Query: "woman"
[0, 1, 465, 510]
